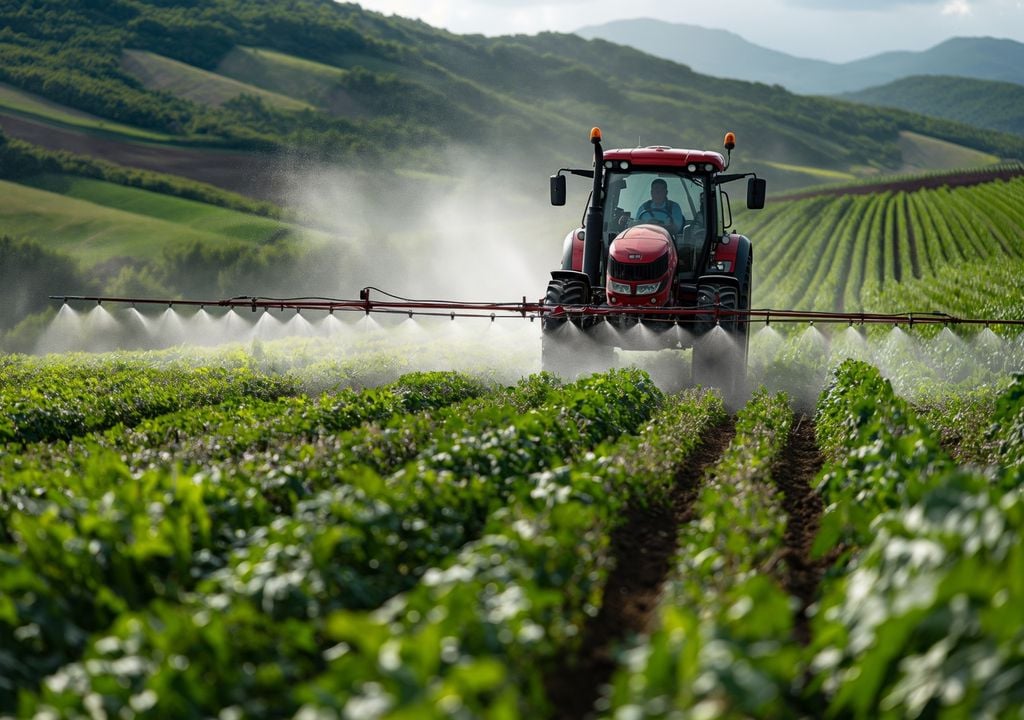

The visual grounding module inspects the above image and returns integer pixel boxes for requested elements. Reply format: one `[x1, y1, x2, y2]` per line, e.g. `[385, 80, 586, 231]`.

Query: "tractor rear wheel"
[692, 280, 749, 406]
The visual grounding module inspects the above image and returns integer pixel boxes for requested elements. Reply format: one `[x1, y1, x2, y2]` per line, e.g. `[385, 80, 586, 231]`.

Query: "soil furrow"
[774, 414, 826, 645]
[545, 420, 736, 720]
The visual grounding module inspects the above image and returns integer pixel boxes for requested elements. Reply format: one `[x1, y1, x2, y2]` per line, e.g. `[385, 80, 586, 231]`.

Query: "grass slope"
[897, 130, 1000, 172]
[215, 47, 364, 116]
[121, 49, 314, 111]
[1, 175, 318, 265]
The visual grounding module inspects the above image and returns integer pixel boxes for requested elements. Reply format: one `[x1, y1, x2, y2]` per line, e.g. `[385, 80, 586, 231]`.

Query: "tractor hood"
[608, 225, 673, 264]
[606, 225, 676, 307]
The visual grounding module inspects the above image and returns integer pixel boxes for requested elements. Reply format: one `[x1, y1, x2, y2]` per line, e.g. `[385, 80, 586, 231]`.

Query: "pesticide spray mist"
[27, 148, 1024, 398]
[31, 148, 578, 382]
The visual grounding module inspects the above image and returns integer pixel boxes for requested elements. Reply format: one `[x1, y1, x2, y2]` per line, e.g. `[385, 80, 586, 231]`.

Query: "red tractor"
[544, 128, 766, 396]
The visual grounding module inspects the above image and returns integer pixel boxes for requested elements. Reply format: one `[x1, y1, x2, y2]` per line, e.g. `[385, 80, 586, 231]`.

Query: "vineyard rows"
[2, 351, 1023, 718]
[740, 175, 1024, 313]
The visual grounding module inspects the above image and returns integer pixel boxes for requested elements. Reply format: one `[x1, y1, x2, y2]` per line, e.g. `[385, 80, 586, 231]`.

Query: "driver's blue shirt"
[635, 199, 684, 229]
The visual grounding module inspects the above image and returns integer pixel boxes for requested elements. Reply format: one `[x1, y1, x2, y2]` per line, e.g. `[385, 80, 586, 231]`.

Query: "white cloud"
[942, 0, 973, 13]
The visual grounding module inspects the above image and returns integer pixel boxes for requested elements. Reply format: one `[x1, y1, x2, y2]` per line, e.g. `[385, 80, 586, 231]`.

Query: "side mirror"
[550, 174, 566, 206]
[747, 177, 766, 209]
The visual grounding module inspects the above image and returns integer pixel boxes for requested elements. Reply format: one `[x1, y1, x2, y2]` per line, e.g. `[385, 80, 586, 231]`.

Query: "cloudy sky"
[351, 0, 1024, 62]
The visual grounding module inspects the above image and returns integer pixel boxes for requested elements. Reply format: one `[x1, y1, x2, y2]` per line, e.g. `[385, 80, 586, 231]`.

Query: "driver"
[635, 178, 684, 234]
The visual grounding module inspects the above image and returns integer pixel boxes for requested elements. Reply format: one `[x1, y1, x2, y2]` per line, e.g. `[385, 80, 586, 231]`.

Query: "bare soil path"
[545, 420, 736, 720]
[773, 414, 826, 645]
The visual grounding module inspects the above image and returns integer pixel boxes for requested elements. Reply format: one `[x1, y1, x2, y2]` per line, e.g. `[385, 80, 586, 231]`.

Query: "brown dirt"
[0, 112, 284, 202]
[775, 164, 1024, 203]
[545, 420, 736, 720]
[773, 414, 826, 645]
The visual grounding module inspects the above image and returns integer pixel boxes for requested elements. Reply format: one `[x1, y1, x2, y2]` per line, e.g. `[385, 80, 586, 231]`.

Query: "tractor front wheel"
[541, 278, 613, 378]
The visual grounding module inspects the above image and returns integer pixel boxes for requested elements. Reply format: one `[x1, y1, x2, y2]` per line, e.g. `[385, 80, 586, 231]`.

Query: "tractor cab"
[550, 130, 765, 308]
[544, 128, 767, 397]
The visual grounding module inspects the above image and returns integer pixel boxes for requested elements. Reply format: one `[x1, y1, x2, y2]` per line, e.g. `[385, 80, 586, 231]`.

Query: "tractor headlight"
[635, 282, 661, 295]
[609, 281, 632, 295]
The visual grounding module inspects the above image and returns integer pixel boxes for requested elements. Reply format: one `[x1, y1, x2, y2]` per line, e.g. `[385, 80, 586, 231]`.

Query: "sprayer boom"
[50, 289, 1024, 328]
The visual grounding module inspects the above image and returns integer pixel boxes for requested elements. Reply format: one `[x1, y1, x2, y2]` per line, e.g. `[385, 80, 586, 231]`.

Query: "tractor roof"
[604, 146, 726, 171]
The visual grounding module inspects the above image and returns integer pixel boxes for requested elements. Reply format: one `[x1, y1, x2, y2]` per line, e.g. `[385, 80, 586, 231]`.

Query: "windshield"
[604, 171, 706, 235]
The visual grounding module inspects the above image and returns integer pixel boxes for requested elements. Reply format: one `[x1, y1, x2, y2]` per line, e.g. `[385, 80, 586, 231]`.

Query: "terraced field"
[740, 167, 1024, 313]
[2, 341, 1022, 718]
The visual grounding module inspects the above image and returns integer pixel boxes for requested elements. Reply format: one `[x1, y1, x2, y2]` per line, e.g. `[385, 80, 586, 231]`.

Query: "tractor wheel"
[541, 278, 607, 378]
[692, 282, 748, 406]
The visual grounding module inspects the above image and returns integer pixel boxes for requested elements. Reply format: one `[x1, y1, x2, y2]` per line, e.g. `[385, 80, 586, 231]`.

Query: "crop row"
[598, 362, 1024, 718]
[743, 175, 1024, 312]
[3, 369, 665, 715]
[809, 360, 1024, 718]
[0, 370, 493, 486]
[864, 256, 1024, 324]
[602, 388, 801, 716]
[0, 356, 298, 444]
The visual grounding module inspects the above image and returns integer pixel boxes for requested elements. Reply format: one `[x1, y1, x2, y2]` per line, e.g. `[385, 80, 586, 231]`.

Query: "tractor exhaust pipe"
[583, 127, 605, 290]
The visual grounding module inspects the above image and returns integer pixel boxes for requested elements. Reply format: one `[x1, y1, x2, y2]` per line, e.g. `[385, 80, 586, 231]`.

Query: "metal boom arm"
[49, 288, 1024, 327]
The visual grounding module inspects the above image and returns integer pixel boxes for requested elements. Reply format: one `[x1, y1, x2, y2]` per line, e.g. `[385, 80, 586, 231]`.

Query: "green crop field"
[740, 171, 1024, 312]
[1, 332, 1022, 717]
[3, 2, 1024, 714]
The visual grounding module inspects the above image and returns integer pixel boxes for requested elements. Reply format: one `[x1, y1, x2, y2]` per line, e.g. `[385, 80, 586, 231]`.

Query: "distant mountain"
[842, 75, 1024, 138]
[575, 20, 1024, 94]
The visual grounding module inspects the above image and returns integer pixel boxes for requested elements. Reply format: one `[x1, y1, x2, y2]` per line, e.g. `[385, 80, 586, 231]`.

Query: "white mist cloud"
[942, 0, 973, 14]
[280, 148, 567, 302]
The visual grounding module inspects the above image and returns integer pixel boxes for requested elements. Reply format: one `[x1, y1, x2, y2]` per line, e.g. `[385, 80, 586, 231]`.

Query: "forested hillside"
[842, 75, 1024, 138]
[2, 0, 1023, 190]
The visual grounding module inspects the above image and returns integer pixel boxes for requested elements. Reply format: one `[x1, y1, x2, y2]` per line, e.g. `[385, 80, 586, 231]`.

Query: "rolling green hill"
[841, 75, 1024, 138]
[2, 0, 1024, 199]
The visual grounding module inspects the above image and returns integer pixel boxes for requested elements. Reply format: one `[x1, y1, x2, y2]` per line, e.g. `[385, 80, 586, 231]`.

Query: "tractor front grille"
[609, 254, 670, 281]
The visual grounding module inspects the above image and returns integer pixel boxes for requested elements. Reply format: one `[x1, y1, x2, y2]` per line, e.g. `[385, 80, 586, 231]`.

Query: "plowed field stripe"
[774, 414, 826, 645]
[545, 420, 736, 720]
